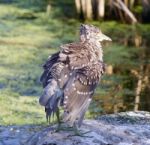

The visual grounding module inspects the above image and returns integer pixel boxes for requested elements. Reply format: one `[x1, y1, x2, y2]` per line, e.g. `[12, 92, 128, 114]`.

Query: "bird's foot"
[68, 128, 92, 138]
[55, 124, 73, 132]
[55, 124, 92, 138]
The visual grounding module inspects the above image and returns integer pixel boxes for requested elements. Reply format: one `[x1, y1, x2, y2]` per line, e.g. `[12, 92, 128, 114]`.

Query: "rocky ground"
[0, 111, 150, 145]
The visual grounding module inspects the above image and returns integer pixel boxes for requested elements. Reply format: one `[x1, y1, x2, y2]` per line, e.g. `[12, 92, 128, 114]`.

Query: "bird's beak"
[97, 33, 112, 42]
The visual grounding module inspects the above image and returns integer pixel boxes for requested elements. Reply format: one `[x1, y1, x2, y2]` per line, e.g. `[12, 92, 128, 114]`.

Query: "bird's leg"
[55, 110, 90, 135]
[56, 107, 61, 124]
[55, 108, 71, 132]
[68, 123, 92, 137]
[55, 109, 73, 132]
[55, 108, 63, 131]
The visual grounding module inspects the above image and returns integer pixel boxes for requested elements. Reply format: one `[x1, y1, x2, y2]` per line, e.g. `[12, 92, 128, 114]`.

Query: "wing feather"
[60, 42, 91, 69]
[40, 52, 60, 87]
[62, 62, 105, 126]
[40, 42, 105, 126]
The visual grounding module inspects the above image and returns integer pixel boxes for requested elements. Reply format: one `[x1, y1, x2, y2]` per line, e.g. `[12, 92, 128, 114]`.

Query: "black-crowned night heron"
[39, 24, 111, 134]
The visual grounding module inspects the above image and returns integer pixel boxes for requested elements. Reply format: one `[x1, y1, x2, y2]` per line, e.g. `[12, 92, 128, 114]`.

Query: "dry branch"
[113, 0, 138, 24]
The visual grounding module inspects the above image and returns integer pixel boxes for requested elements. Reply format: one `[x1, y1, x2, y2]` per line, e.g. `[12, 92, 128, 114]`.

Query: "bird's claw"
[68, 130, 92, 138]
[55, 125, 73, 132]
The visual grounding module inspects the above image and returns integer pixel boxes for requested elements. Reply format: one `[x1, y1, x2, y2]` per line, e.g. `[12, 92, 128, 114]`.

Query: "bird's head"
[80, 24, 111, 43]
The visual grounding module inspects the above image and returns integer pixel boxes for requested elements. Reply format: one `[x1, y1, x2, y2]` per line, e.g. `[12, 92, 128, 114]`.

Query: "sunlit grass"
[0, 89, 46, 125]
[0, 44, 52, 125]
[0, 5, 52, 125]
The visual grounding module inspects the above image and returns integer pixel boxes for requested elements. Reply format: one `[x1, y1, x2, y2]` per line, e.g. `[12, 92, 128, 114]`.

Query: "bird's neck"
[86, 40, 103, 62]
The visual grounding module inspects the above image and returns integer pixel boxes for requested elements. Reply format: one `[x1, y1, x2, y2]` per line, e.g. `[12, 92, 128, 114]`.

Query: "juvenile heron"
[39, 24, 111, 133]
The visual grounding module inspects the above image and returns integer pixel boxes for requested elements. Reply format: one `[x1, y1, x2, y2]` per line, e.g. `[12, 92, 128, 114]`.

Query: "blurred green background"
[0, 0, 150, 125]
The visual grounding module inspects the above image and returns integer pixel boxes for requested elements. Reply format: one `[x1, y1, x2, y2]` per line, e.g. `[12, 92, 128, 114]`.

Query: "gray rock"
[1, 111, 150, 145]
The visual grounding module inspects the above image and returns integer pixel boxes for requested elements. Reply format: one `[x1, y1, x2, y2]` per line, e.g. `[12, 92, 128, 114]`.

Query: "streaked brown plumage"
[39, 24, 111, 127]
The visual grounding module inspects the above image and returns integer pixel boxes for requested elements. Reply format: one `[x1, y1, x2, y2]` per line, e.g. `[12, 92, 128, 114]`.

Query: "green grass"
[0, 5, 53, 125]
